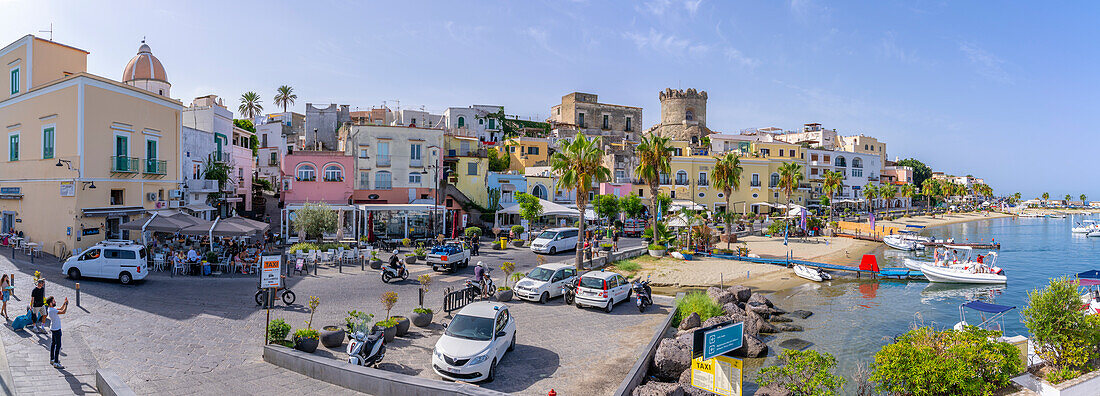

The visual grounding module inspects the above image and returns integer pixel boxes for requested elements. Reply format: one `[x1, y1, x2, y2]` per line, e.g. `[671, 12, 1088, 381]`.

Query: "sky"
[4, 0, 1098, 199]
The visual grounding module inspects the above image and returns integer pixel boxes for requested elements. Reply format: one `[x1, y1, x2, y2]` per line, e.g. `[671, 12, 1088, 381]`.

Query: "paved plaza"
[0, 238, 654, 395]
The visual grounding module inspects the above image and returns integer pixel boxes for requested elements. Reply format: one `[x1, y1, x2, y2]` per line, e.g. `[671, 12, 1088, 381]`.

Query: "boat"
[952, 300, 1015, 332]
[1088, 230, 1100, 237]
[897, 229, 934, 243]
[884, 234, 923, 251]
[793, 264, 832, 282]
[1072, 220, 1098, 233]
[917, 246, 1006, 284]
[1077, 270, 1100, 315]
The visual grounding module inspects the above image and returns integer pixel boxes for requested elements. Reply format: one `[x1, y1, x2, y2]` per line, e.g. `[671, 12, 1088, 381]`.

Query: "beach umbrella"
[367, 212, 375, 242]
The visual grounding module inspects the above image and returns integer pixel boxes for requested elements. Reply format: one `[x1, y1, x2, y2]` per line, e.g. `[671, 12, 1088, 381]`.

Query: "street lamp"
[56, 159, 94, 189]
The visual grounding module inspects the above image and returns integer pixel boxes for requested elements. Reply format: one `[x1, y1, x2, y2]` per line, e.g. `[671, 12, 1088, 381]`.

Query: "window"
[375, 171, 392, 189]
[457, 116, 465, 127]
[864, 144, 869, 150]
[411, 117, 417, 126]
[675, 170, 689, 185]
[359, 171, 369, 188]
[409, 174, 422, 184]
[760, 148, 770, 157]
[852, 169, 863, 177]
[834, 156, 846, 167]
[8, 132, 18, 161]
[852, 157, 863, 168]
[625, 117, 632, 131]
[358, 148, 368, 159]
[410, 144, 422, 161]
[9, 67, 19, 95]
[377, 141, 390, 165]
[323, 165, 343, 181]
[671, 191, 676, 198]
[296, 164, 316, 181]
[488, 118, 496, 130]
[698, 172, 708, 186]
[478, 118, 483, 125]
[770, 173, 780, 188]
[685, 109, 694, 121]
[467, 162, 478, 175]
[602, 114, 609, 129]
[527, 146, 539, 155]
[870, 145, 875, 151]
[110, 189, 124, 205]
[673, 148, 683, 156]
[659, 172, 670, 185]
[42, 126, 54, 159]
[269, 152, 278, 166]
[262, 133, 268, 147]
[615, 169, 625, 181]
[789, 149, 795, 157]
[810, 168, 818, 175]
[638, 189, 644, 197]
[751, 173, 760, 187]
[577, 113, 585, 127]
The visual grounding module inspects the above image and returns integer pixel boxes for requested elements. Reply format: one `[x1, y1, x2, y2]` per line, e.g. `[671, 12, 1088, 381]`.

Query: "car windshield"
[578, 276, 605, 289]
[526, 267, 555, 282]
[536, 231, 558, 240]
[445, 314, 495, 341]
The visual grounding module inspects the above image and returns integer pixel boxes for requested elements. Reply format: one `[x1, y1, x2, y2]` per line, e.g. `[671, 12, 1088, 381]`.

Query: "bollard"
[314, 260, 318, 276]
[339, 259, 342, 273]
[75, 283, 80, 307]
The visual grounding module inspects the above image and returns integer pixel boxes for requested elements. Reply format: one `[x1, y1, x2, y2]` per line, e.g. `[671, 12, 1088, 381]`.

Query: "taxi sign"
[691, 355, 742, 396]
[260, 256, 282, 288]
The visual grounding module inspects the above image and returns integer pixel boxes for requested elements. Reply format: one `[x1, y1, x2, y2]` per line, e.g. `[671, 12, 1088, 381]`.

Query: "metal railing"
[696, 180, 709, 186]
[143, 159, 167, 175]
[110, 156, 139, 173]
[675, 180, 689, 186]
[186, 179, 218, 192]
[377, 155, 391, 166]
[750, 181, 761, 187]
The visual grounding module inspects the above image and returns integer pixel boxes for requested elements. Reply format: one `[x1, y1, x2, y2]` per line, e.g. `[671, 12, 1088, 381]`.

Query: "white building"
[181, 94, 254, 216]
[443, 105, 504, 142]
[392, 109, 443, 129]
[774, 123, 840, 149]
[255, 111, 304, 189]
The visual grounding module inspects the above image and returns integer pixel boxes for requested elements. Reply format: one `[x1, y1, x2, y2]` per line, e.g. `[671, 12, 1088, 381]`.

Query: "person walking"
[612, 230, 619, 252]
[0, 274, 10, 320]
[31, 279, 46, 332]
[46, 296, 68, 369]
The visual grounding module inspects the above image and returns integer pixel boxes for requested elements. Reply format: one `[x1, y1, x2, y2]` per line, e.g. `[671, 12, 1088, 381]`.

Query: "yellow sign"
[691, 355, 742, 396]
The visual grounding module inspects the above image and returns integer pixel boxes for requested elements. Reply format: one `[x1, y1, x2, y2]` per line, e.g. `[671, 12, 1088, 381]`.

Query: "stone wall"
[305, 103, 350, 151]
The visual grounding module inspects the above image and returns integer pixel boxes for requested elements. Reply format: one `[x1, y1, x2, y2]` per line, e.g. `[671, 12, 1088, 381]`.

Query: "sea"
[743, 214, 1100, 392]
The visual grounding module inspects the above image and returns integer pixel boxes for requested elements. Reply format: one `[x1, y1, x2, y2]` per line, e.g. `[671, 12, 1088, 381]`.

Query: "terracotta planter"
[512, 240, 524, 248]
[391, 316, 410, 336]
[497, 289, 514, 302]
[648, 249, 666, 258]
[405, 256, 418, 265]
[410, 310, 433, 327]
[319, 326, 345, 348]
[369, 259, 382, 269]
[294, 336, 319, 353]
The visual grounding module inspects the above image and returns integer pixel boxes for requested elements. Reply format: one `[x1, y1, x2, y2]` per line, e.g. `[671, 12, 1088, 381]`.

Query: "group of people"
[163, 239, 265, 275]
[1, 276, 69, 369]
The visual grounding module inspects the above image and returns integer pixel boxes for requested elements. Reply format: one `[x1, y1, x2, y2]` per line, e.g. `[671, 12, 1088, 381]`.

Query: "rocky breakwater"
[633, 285, 814, 396]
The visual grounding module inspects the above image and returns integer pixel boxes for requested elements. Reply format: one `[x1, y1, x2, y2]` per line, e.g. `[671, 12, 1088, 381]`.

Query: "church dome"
[122, 42, 168, 84]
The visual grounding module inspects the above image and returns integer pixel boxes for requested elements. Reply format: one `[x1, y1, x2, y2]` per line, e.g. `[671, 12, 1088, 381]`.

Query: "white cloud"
[684, 0, 703, 15]
[521, 27, 566, 58]
[788, 0, 827, 23]
[958, 41, 1012, 84]
[638, 0, 674, 16]
[724, 47, 760, 68]
[623, 29, 694, 56]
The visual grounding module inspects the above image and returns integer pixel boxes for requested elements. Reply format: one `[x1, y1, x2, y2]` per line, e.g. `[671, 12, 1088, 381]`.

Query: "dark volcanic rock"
[727, 285, 753, 302]
[722, 302, 746, 317]
[755, 384, 792, 396]
[633, 381, 685, 396]
[748, 292, 773, 307]
[679, 369, 711, 396]
[651, 337, 691, 381]
[778, 338, 814, 350]
[707, 286, 738, 306]
[731, 334, 769, 358]
[678, 312, 701, 331]
[776, 323, 804, 332]
[789, 310, 813, 319]
[769, 316, 793, 323]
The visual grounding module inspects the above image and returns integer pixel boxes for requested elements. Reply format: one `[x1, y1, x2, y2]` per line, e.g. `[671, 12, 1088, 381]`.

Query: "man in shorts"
[31, 279, 46, 332]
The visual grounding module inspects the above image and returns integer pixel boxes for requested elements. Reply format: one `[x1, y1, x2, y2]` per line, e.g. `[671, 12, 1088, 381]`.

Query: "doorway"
[1, 213, 13, 233]
[106, 217, 121, 240]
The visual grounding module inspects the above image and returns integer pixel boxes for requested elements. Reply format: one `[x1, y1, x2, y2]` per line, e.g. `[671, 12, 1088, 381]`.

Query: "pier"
[834, 232, 1001, 249]
[708, 252, 925, 280]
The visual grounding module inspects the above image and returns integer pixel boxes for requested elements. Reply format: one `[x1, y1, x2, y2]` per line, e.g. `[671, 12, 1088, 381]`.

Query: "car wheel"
[539, 292, 548, 304]
[549, 247, 557, 255]
[508, 331, 516, 351]
[119, 272, 133, 285]
[576, 302, 584, 309]
[67, 268, 80, 280]
[605, 300, 614, 313]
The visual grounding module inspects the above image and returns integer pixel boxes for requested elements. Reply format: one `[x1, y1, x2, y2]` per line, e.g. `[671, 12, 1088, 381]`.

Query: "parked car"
[529, 227, 579, 255]
[428, 241, 471, 273]
[62, 240, 148, 285]
[513, 263, 578, 304]
[574, 270, 631, 313]
[432, 301, 516, 383]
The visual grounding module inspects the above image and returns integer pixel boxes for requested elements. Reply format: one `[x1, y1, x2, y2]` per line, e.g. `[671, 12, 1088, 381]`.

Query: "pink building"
[882, 165, 914, 185]
[599, 182, 634, 198]
[282, 151, 355, 204]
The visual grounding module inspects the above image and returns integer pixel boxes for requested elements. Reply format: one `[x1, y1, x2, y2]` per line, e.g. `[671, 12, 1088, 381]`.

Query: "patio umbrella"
[120, 213, 191, 233]
[181, 219, 252, 237]
[366, 211, 374, 243]
[220, 217, 270, 235]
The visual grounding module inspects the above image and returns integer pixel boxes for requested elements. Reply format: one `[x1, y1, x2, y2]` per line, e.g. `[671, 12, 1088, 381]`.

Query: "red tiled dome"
[122, 43, 168, 83]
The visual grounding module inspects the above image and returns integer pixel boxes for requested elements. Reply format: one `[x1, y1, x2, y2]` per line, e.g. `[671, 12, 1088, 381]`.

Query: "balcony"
[110, 156, 139, 173]
[296, 176, 316, 182]
[375, 182, 392, 190]
[614, 177, 631, 184]
[750, 181, 761, 187]
[410, 159, 423, 168]
[268, 159, 279, 167]
[377, 154, 391, 167]
[697, 180, 709, 186]
[674, 179, 689, 186]
[143, 159, 167, 175]
[323, 175, 344, 182]
[186, 179, 219, 193]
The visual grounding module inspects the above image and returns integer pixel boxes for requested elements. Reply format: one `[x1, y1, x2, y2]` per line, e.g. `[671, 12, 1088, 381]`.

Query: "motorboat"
[884, 234, 923, 251]
[952, 300, 1015, 332]
[918, 246, 1006, 284]
[920, 283, 1004, 305]
[793, 264, 832, 282]
[1071, 220, 1098, 234]
[1077, 270, 1100, 315]
[1088, 230, 1100, 237]
[897, 230, 934, 243]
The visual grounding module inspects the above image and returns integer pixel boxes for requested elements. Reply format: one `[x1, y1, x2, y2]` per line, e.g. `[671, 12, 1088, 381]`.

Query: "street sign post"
[692, 321, 744, 361]
[691, 320, 745, 396]
[260, 256, 281, 288]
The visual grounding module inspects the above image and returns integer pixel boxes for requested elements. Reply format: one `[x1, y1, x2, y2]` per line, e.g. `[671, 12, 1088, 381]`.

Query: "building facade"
[304, 103, 350, 151]
[345, 125, 443, 204]
[281, 151, 354, 204]
[443, 105, 503, 142]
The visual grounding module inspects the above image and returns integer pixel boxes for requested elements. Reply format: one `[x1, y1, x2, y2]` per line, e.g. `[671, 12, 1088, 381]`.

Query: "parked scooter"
[562, 277, 579, 306]
[381, 250, 409, 283]
[463, 268, 496, 299]
[347, 316, 386, 367]
[633, 276, 652, 313]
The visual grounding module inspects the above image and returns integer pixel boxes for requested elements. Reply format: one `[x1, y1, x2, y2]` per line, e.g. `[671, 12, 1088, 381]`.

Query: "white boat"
[793, 264, 831, 282]
[884, 235, 923, 251]
[1071, 220, 1098, 233]
[916, 247, 1006, 284]
[897, 230, 934, 243]
[1088, 230, 1100, 237]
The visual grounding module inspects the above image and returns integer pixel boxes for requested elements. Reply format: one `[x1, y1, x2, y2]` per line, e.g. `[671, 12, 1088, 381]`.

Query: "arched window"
[375, 171, 392, 190]
[852, 157, 862, 168]
[532, 184, 548, 200]
[675, 170, 689, 185]
[659, 172, 670, 185]
[834, 156, 846, 167]
[323, 164, 343, 181]
[685, 109, 694, 121]
[457, 116, 465, 127]
[296, 164, 316, 181]
[770, 173, 780, 188]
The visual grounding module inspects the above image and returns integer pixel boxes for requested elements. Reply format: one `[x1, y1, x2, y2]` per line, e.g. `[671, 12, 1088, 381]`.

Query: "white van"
[62, 240, 148, 285]
[529, 227, 579, 255]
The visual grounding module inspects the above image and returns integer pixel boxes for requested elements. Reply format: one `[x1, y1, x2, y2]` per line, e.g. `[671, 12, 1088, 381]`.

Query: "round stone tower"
[647, 88, 712, 144]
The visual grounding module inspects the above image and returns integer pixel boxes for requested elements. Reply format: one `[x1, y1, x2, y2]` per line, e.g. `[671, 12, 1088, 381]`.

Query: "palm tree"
[1012, 192, 1022, 204]
[921, 179, 940, 213]
[711, 152, 743, 248]
[551, 133, 611, 270]
[863, 184, 879, 216]
[777, 162, 804, 211]
[1081, 194, 1088, 203]
[238, 91, 263, 120]
[880, 185, 897, 214]
[899, 184, 915, 216]
[822, 170, 844, 222]
[634, 135, 674, 232]
[1064, 194, 1072, 204]
[1042, 192, 1050, 203]
[273, 85, 297, 113]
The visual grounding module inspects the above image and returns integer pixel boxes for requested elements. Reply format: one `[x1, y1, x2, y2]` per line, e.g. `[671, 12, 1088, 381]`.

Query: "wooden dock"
[834, 232, 1001, 249]
[708, 253, 924, 280]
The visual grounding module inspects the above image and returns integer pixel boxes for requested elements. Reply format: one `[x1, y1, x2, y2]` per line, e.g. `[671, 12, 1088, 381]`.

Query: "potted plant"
[320, 324, 345, 348]
[413, 245, 427, 260]
[411, 274, 434, 327]
[405, 254, 418, 265]
[344, 310, 373, 340]
[293, 327, 320, 353]
[267, 318, 293, 347]
[599, 242, 613, 252]
[377, 291, 401, 339]
[511, 225, 525, 240]
[497, 261, 516, 302]
[391, 315, 411, 337]
[374, 319, 398, 343]
[512, 238, 525, 248]
[401, 238, 412, 247]
[369, 250, 382, 269]
[679, 249, 694, 261]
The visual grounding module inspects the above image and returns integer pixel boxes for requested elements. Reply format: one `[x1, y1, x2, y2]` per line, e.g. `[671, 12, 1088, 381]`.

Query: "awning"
[82, 206, 148, 217]
[221, 217, 270, 234]
[498, 198, 578, 217]
[181, 218, 254, 237]
[961, 301, 1015, 314]
[1079, 270, 1100, 286]
[357, 203, 443, 212]
[183, 203, 216, 212]
[119, 213, 194, 232]
[670, 200, 705, 211]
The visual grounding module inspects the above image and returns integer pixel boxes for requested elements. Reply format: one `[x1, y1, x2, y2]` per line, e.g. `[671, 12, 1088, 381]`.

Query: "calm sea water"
[746, 214, 1100, 391]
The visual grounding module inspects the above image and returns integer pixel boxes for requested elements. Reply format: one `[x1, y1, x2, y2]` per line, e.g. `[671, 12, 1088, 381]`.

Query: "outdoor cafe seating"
[119, 211, 271, 277]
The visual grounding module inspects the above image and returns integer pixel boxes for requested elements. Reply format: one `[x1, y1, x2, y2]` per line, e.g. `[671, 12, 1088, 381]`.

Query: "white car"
[432, 302, 516, 383]
[574, 270, 631, 313]
[513, 263, 578, 303]
[529, 227, 579, 255]
[62, 240, 148, 285]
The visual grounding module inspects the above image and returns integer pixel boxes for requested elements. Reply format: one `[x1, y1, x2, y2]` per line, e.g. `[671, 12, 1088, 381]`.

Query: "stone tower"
[646, 88, 713, 145]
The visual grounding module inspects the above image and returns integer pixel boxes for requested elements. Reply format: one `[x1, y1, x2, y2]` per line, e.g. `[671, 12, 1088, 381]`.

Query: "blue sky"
[5, 0, 1098, 199]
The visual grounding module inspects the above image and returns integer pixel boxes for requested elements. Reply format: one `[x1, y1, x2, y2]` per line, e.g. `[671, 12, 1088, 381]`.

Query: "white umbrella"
[788, 207, 810, 216]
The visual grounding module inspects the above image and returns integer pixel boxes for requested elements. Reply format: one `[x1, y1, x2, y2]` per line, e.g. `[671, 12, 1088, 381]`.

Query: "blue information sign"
[702, 322, 743, 361]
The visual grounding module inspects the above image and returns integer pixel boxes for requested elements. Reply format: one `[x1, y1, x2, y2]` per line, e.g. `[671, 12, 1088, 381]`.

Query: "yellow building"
[502, 136, 549, 172]
[444, 135, 489, 207]
[0, 35, 182, 255]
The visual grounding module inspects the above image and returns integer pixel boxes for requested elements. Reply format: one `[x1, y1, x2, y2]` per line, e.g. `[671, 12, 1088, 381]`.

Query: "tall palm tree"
[711, 152, 743, 248]
[863, 184, 879, 216]
[1012, 192, 1021, 204]
[880, 185, 897, 214]
[273, 85, 297, 113]
[899, 184, 915, 216]
[1042, 192, 1050, 202]
[635, 135, 674, 231]
[777, 162, 804, 210]
[238, 91, 263, 120]
[921, 179, 940, 213]
[822, 170, 844, 222]
[551, 133, 611, 270]
[1081, 194, 1088, 203]
[1064, 194, 1072, 203]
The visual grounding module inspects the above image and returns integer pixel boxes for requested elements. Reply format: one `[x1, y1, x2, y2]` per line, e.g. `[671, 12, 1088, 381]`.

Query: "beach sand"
[874, 211, 1011, 229]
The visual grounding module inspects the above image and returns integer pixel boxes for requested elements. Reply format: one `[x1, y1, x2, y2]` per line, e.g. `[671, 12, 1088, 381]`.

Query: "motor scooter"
[562, 277, 578, 306]
[347, 316, 386, 367]
[463, 269, 496, 299]
[633, 276, 652, 313]
[381, 253, 409, 283]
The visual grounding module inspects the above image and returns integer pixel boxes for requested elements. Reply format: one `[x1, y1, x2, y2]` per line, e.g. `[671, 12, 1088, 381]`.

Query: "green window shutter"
[9, 135, 18, 161]
[10, 69, 18, 94]
[147, 140, 157, 159]
[42, 127, 54, 159]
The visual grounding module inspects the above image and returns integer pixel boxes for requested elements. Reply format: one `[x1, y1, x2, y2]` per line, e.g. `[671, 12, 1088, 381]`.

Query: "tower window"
[685, 109, 694, 121]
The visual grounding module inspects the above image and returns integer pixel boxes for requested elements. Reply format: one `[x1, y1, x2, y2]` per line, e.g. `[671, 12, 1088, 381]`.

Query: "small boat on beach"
[793, 264, 832, 282]
[884, 234, 923, 251]
[1088, 230, 1100, 237]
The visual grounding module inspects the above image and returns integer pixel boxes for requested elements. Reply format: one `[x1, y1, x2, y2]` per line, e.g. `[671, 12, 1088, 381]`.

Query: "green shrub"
[613, 260, 641, 273]
[511, 225, 525, 235]
[756, 349, 845, 396]
[871, 326, 1021, 396]
[465, 227, 482, 237]
[599, 242, 613, 248]
[1022, 276, 1100, 383]
[413, 307, 433, 315]
[344, 310, 373, 333]
[288, 242, 319, 253]
[647, 243, 666, 250]
[767, 220, 789, 236]
[375, 319, 398, 328]
[293, 328, 319, 340]
[267, 319, 291, 343]
[673, 292, 724, 327]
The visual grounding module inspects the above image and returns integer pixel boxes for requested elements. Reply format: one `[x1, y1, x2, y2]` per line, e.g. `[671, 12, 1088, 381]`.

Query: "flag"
[783, 223, 789, 246]
[800, 209, 808, 231]
[869, 212, 875, 230]
[656, 201, 662, 222]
